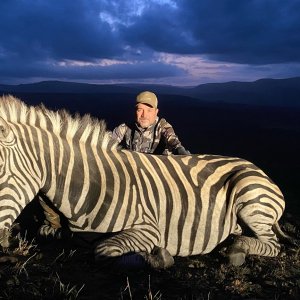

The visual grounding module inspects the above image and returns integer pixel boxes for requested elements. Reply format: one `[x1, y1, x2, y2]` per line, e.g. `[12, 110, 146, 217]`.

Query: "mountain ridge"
[1, 76, 300, 107]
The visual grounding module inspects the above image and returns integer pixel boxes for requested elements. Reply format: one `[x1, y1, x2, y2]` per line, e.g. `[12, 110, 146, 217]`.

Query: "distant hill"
[1, 77, 300, 107]
[186, 77, 300, 107]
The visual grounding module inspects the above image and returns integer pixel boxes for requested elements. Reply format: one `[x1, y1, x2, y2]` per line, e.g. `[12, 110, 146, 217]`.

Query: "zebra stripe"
[0, 96, 287, 267]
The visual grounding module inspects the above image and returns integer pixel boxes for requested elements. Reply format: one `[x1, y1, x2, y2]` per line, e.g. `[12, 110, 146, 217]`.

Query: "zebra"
[0, 95, 290, 268]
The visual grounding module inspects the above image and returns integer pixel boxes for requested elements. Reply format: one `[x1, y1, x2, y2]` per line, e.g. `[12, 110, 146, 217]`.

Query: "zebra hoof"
[37, 224, 60, 239]
[141, 247, 174, 269]
[228, 250, 246, 266]
[153, 247, 174, 269]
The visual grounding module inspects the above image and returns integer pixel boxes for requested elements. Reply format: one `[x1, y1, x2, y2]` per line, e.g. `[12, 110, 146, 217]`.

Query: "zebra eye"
[0, 119, 10, 140]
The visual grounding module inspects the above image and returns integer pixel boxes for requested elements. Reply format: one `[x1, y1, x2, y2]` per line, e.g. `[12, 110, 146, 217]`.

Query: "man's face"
[136, 103, 158, 128]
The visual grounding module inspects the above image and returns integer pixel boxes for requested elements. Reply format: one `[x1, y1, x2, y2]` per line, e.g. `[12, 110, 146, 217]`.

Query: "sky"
[1, 0, 300, 86]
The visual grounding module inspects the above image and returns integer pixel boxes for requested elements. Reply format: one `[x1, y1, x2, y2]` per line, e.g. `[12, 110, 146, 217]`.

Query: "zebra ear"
[0, 117, 12, 141]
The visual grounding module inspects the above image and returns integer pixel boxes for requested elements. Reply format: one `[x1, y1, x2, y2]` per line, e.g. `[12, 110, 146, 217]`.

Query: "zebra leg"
[94, 226, 159, 257]
[228, 226, 281, 266]
[227, 236, 249, 266]
[104, 247, 174, 270]
[94, 227, 165, 268]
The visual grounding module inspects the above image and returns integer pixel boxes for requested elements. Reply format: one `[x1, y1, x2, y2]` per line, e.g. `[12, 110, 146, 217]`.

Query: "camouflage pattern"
[112, 118, 184, 155]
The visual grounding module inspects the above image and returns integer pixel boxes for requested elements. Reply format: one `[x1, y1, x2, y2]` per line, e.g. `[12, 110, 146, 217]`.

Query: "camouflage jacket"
[111, 118, 184, 155]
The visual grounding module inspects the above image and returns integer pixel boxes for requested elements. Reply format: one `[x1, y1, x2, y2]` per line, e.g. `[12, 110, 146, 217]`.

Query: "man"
[112, 91, 190, 155]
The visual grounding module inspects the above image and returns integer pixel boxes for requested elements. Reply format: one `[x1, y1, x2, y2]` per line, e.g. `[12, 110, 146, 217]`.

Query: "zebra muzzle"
[0, 228, 10, 248]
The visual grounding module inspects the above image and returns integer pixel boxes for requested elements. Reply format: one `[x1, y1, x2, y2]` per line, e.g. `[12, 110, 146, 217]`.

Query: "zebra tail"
[272, 223, 299, 247]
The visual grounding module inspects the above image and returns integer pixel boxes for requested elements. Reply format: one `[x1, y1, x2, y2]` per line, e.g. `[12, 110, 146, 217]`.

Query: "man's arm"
[111, 123, 128, 144]
[160, 119, 190, 155]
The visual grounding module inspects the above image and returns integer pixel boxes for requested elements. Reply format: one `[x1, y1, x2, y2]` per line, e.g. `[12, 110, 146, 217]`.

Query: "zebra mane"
[0, 95, 118, 150]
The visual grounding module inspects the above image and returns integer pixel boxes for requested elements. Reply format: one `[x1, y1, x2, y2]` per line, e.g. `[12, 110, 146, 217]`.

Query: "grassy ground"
[0, 213, 299, 300]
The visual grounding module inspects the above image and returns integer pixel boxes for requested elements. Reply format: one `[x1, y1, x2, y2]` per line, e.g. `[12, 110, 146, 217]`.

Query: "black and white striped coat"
[0, 96, 286, 268]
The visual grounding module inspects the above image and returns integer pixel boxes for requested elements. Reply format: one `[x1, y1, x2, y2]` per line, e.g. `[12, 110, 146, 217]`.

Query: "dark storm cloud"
[0, 0, 122, 61]
[180, 0, 300, 64]
[0, 0, 299, 84]
[122, 0, 300, 64]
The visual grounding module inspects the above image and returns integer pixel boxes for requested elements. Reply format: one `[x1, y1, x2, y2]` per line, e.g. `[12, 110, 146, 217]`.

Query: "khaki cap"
[136, 91, 158, 108]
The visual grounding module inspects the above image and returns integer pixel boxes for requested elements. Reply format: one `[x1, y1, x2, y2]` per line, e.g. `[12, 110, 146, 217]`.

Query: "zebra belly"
[158, 203, 236, 257]
[160, 227, 233, 257]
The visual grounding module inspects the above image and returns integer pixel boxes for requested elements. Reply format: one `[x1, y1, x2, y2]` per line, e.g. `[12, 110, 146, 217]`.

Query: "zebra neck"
[40, 143, 113, 220]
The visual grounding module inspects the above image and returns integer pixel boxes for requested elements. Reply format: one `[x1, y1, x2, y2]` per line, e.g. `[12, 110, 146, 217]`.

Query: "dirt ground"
[0, 208, 299, 300]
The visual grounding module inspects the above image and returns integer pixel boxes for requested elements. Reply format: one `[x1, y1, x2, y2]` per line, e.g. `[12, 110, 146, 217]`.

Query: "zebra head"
[0, 116, 41, 247]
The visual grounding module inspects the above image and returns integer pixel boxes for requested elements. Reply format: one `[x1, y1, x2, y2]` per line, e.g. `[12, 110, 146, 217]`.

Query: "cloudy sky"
[1, 0, 300, 86]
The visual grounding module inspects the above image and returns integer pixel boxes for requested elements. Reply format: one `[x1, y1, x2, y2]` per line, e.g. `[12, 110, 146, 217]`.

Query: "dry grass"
[0, 230, 85, 299]
[0, 215, 299, 299]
